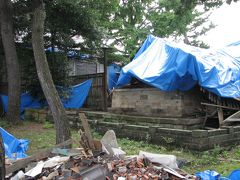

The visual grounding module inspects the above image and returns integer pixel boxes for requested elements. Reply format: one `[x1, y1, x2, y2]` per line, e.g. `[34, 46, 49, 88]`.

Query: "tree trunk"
[31, 0, 71, 144]
[0, 0, 21, 123]
[0, 133, 5, 180]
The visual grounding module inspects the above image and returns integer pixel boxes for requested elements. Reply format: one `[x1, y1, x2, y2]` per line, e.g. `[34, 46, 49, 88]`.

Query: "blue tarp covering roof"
[0, 127, 29, 159]
[108, 63, 121, 91]
[45, 47, 93, 59]
[0, 79, 92, 117]
[117, 35, 240, 98]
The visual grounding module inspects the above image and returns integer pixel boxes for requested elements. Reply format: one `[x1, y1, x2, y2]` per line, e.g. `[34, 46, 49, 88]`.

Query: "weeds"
[0, 117, 12, 129]
[43, 121, 54, 129]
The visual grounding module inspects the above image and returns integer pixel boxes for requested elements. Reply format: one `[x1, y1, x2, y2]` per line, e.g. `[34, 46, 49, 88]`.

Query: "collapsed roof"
[117, 35, 240, 98]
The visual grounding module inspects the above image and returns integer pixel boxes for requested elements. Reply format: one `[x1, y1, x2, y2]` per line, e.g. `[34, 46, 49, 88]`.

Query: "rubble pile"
[6, 115, 196, 180]
[8, 149, 196, 180]
[107, 157, 195, 180]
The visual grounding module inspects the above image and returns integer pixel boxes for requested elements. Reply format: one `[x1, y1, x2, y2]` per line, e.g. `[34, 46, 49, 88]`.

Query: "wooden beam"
[201, 102, 239, 111]
[5, 139, 73, 175]
[79, 113, 95, 150]
[218, 107, 224, 127]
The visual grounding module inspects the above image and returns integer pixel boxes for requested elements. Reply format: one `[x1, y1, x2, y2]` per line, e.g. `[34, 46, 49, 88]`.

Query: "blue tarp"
[195, 169, 240, 180]
[45, 47, 93, 59]
[195, 170, 221, 180]
[117, 35, 240, 98]
[0, 79, 92, 117]
[62, 79, 92, 108]
[228, 170, 240, 180]
[0, 92, 42, 116]
[108, 64, 121, 91]
[0, 127, 29, 159]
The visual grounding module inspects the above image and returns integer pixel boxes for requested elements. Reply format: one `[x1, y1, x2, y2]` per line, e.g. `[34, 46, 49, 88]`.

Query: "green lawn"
[2, 120, 240, 176]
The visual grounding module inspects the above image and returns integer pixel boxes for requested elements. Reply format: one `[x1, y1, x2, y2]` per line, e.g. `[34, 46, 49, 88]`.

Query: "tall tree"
[31, 0, 71, 143]
[0, 0, 21, 123]
[107, 0, 237, 59]
[0, 133, 5, 180]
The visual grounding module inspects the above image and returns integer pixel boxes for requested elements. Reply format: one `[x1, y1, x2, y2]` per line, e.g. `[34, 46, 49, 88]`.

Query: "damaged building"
[81, 35, 240, 150]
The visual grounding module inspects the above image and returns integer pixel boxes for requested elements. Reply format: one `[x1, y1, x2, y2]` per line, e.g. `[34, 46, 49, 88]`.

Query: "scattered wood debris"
[5, 114, 197, 180]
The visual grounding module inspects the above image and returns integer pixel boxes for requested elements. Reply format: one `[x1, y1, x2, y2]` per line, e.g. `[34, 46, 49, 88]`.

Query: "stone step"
[80, 110, 204, 130]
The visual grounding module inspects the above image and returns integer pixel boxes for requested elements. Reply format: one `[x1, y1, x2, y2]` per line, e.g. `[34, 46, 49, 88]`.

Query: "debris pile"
[5, 114, 196, 180]
[106, 156, 195, 180]
[8, 148, 196, 180]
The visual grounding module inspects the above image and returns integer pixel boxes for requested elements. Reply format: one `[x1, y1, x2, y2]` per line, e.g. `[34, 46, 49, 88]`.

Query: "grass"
[3, 120, 240, 176]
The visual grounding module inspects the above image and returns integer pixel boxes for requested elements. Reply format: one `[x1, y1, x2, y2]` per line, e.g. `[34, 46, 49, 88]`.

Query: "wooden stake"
[79, 113, 95, 150]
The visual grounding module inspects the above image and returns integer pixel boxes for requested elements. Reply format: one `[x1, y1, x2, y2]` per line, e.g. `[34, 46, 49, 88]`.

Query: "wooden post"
[79, 113, 95, 150]
[217, 107, 224, 128]
[102, 47, 108, 111]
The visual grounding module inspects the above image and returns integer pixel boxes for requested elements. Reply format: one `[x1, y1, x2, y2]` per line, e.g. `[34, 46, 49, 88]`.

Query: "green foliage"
[0, 117, 12, 129]
[19, 47, 71, 101]
[43, 121, 54, 129]
[106, 0, 235, 60]
[161, 136, 175, 144]
[43, 0, 120, 51]
[10, 0, 240, 68]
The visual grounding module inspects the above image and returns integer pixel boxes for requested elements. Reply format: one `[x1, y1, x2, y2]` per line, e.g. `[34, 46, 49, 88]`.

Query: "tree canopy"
[8, 0, 238, 62]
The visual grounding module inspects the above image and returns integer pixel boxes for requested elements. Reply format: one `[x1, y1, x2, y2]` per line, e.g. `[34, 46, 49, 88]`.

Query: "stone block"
[233, 126, 240, 132]
[140, 95, 148, 100]
[148, 126, 157, 137]
[192, 137, 209, 146]
[207, 129, 228, 136]
[125, 124, 149, 131]
[208, 134, 231, 145]
[192, 130, 208, 137]
[221, 126, 234, 134]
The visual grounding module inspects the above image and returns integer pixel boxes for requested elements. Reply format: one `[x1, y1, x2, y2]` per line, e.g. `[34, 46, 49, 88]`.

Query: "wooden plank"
[224, 111, 240, 122]
[79, 113, 95, 150]
[218, 107, 224, 127]
[5, 139, 73, 175]
[201, 102, 240, 110]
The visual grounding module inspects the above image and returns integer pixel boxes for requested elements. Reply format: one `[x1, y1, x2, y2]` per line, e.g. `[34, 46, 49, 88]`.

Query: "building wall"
[111, 87, 202, 117]
[68, 60, 103, 76]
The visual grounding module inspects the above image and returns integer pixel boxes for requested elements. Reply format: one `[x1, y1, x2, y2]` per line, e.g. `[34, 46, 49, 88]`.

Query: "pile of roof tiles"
[7, 129, 197, 180]
[8, 149, 197, 180]
[106, 157, 196, 180]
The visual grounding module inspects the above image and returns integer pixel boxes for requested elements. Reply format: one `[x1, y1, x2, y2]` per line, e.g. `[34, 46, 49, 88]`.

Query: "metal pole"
[102, 48, 108, 111]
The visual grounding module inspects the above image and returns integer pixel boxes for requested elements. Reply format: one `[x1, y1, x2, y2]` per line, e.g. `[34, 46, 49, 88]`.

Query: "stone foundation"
[111, 87, 203, 118]
[24, 109, 240, 151]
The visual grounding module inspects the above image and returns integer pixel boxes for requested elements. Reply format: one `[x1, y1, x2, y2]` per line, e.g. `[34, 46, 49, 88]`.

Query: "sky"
[201, 1, 240, 48]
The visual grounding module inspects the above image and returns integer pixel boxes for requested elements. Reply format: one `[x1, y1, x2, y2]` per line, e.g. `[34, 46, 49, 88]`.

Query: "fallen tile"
[10, 170, 24, 180]
[44, 156, 69, 168]
[25, 161, 45, 177]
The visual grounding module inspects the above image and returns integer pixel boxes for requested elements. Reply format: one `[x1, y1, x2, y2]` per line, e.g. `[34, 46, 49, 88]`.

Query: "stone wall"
[94, 121, 240, 151]
[24, 109, 240, 151]
[111, 87, 203, 118]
